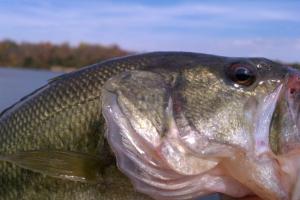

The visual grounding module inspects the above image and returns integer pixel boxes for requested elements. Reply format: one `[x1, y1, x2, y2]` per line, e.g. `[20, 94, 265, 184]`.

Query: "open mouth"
[229, 71, 300, 200]
[223, 71, 300, 200]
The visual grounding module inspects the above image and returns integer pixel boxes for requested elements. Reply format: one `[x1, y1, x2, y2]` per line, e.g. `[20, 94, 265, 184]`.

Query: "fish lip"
[286, 69, 300, 130]
[268, 67, 300, 155]
[253, 83, 284, 156]
[277, 68, 300, 154]
[264, 68, 300, 199]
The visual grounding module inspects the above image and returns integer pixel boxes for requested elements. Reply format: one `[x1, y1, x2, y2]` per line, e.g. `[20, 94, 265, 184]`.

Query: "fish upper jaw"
[252, 84, 283, 156]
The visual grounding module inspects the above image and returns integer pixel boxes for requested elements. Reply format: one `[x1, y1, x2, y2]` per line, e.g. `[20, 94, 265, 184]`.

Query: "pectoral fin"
[0, 150, 102, 183]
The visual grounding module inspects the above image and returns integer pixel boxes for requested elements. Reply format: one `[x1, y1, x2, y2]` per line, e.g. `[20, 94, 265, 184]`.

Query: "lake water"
[0, 67, 63, 111]
[0, 67, 220, 200]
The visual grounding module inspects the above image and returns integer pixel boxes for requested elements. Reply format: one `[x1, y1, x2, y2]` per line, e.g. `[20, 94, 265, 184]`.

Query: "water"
[0, 67, 221, 200]
[0, 67, 63, 111]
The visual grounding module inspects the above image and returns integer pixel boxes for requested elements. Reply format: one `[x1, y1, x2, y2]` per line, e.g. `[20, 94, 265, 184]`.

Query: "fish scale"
[0, 52, 234, 200]
[0, 52, 167, 199]
[1, 52, 292, 200]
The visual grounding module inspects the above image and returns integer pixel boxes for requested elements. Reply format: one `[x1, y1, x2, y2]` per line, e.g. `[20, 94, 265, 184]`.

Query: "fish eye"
[226, 63, 257, 87]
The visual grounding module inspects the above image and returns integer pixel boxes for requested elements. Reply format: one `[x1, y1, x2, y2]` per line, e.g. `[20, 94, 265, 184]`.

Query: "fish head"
[102, 53, 300, 200]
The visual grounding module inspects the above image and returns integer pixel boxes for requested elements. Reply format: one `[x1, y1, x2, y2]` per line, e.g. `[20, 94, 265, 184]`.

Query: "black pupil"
[234, 67, 253, 82]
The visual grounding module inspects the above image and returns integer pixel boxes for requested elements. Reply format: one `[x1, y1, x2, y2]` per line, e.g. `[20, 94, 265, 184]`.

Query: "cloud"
[118, 36, 300, 62]
[1, 1, 299, 28]
[0, 1, 299, 62]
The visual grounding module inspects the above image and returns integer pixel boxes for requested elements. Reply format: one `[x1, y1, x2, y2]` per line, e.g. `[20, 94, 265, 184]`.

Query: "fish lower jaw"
[277, 150, 300, 200]
[220, 148, 300, 200]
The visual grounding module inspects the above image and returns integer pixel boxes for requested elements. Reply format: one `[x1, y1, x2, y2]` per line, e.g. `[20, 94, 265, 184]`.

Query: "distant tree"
[1, 39, 299, 71]
[0, 39, 130, 70]
[291, 63, 300, 70]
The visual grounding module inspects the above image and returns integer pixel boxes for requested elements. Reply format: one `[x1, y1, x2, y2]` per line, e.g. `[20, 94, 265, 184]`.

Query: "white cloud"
[120, 36, 300, 63]
[1, 2, 299, 28]
[0, 1, 299, 62]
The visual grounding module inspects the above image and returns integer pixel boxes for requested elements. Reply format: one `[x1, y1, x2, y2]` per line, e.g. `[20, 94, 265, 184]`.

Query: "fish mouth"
[275, 69, 300, 200]
[269, 69, 300, 155]
[223, 69, 300, 200]
[227, 68, 300, 200]
[281, 69, 300, 153]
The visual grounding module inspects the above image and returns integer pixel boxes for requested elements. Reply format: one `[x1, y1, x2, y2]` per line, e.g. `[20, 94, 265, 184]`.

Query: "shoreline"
[0, 65, 76, 73]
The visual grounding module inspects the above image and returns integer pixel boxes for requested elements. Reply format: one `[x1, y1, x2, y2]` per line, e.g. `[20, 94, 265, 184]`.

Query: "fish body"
[0, 52, 159, 200]
[0, 52, 299, 200]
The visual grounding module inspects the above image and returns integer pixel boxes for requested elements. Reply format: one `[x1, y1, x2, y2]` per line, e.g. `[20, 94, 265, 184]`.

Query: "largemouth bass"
[0, 52, 299, 200]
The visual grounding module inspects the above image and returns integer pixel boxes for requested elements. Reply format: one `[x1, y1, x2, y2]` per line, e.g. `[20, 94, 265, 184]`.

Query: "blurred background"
[0, 1, 299, 199]
[0, 0, 299, 71]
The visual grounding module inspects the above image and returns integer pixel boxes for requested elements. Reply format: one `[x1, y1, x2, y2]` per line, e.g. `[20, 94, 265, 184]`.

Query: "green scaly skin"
[0, 52, 222, 200]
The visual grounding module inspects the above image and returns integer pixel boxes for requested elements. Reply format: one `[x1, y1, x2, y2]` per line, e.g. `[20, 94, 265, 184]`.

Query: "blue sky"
[0, 0, 300, 62]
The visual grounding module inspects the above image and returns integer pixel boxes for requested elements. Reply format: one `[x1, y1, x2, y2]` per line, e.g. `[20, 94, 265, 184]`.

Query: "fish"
[0, 52, 299, 200]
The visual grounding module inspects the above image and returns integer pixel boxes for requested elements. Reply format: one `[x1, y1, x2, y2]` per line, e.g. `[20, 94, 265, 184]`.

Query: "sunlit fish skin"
[0, 52, 299, 200]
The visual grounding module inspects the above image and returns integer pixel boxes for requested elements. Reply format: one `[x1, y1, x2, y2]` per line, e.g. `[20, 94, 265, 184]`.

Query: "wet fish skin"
[0, 52, 292, 200]
[101, 54, 291, 200]
[0, 52, 227, 200]
[0, 53, 152, 200]
[102, 54, 300, 200]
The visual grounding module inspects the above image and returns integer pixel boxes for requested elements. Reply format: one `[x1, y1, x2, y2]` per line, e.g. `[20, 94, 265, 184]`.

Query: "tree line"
[0, 39, 130, 70]
[0, 39, 299, 70]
